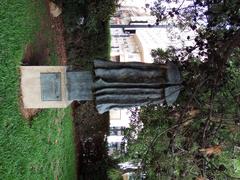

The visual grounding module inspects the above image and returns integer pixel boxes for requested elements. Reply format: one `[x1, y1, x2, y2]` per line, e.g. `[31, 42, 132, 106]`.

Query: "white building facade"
[108, 1, 190, 155]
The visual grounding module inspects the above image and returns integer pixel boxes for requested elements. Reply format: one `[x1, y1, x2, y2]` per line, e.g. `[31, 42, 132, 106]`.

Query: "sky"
[121, 0, 156, 8]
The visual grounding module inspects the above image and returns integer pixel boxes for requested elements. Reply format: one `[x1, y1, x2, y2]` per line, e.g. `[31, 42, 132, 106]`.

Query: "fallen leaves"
[187, 108, 200, 118]
[196, 176, 207, 180]
[58, 128, 62, 134]
[172, 106, 201, 125]
[199, 145, 222, 156]
[49, 1, 62, 17]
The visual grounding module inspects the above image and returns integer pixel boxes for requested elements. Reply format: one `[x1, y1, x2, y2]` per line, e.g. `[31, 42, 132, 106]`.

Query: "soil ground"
[20, 0, 67, 119]
[61, 2, 111, 179]
[1, 0, 75, 179]
[72, 101, 109, 180]
[20, 1, 110, 179]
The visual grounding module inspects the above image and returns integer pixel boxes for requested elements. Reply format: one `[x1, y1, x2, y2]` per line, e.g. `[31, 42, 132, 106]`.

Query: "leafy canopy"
[123, 0, 240, 179]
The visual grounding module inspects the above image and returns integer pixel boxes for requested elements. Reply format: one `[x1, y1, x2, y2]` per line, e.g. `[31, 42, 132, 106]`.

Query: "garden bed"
[60, 0, 116, 179]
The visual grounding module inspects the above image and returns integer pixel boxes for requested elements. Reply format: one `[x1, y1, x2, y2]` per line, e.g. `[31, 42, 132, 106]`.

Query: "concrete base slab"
[21, 66, 71, 108]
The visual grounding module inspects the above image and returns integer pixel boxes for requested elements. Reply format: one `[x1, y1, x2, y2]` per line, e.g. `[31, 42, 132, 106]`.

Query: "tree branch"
[220, 29, 240, 63]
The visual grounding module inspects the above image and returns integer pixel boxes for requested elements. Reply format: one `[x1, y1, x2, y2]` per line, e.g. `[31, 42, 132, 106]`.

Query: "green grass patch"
[0, 0, 75, 179]
[107, 168, 123, 180]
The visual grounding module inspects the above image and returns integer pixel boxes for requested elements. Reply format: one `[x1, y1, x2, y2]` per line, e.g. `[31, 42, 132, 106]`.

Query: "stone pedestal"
[21, 60, 181, 113]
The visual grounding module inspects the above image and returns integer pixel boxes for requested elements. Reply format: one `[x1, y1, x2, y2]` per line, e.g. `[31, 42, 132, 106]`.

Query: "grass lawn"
[0, 0, 75, 179]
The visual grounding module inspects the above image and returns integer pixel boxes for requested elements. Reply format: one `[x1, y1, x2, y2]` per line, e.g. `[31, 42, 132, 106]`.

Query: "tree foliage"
[124, 0, 240, 179]
[54, 0, 117, 32]
[125, 59, 240, 179]
[150, 0, 240, 67]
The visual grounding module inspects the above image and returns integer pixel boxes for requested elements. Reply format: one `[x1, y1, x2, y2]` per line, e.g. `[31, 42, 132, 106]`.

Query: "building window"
[128, 55, 133, 58]
[110, 127, 125, 136]
[111, 55, 120, 62]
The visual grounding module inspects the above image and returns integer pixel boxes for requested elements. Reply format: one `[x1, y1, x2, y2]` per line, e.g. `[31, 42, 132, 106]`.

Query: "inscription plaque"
[40, 72, 62, 101]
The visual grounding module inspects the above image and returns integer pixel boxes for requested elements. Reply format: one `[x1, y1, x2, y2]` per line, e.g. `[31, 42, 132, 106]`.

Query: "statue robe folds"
[93, 59, 181, 114]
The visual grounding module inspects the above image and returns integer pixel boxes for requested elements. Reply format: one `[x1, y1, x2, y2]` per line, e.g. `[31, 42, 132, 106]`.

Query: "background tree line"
[123, 0, 240, 179]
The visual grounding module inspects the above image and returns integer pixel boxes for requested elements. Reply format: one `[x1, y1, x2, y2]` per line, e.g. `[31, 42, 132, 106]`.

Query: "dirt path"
[46, 0, 67, 65]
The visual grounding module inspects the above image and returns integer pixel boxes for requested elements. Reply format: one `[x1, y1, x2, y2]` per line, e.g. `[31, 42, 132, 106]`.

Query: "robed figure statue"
[93, 59, 181, 114]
